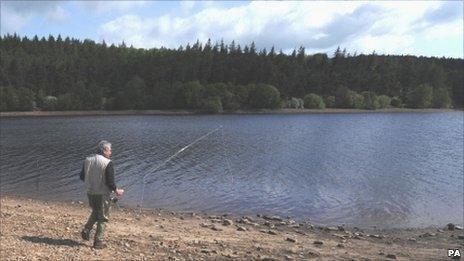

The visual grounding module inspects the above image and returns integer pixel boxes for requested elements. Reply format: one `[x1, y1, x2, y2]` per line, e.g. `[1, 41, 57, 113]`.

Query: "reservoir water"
[1, 112, 463, 228]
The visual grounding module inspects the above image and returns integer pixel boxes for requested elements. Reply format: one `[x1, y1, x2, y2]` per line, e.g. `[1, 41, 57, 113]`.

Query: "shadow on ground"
[21, 236, 84, 247]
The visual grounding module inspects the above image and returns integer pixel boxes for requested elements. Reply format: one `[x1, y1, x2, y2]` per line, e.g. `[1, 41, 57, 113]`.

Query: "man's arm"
[79, 164, 85, 181]
[105, 162, 117, 192]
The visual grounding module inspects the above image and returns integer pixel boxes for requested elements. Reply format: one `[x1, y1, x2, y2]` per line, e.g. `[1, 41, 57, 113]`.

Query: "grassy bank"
[1, 196, 462, 260]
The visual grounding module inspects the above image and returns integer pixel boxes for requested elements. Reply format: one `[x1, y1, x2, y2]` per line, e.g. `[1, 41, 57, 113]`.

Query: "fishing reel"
[109, 196, 119, 203]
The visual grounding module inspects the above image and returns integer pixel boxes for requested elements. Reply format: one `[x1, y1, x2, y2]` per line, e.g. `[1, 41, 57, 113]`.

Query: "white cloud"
[180, 1, 195, 13]
[99, 1, 462, 57]
[76, 1, 147, 14]
[45, 6, 70, 24]
[423, 20, 462, 41]
[1, 1, 69, 34]
[1, 7, 31, 33]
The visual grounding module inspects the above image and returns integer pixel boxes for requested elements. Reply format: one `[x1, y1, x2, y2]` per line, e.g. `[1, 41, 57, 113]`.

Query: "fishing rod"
[138, 125, 223, 212]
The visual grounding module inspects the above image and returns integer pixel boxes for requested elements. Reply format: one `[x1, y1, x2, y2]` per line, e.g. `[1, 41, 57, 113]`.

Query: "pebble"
[325, 226, 338, 231]
[211, 225, 223, 231]
[286, 219, 296, 225]
[336, 243, 344, 248]
[369, 234, 383, 239]
[386, 254, 396, 259]
[408, 238, 417, 242]
[222, 219, 233, 226]
[313, 240, 323, 245]
[420, 232, 436, 237]
[267, 230, 277, 235]
[200, 249, 210, 254]
[199, 223, 209, 228]
[264, 222, 275, 228]
[236, 225, 247, 231]
[458, 235, 464, 240]
[260, 257, 279, 261]
[307, 251, 320, 257]
[286, 237, 296, 243]
[263, 215, 283, 222]
[446, 223, 457, 231]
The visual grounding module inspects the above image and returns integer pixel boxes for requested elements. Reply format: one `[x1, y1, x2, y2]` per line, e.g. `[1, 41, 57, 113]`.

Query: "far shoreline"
[0, 108, 460, 118]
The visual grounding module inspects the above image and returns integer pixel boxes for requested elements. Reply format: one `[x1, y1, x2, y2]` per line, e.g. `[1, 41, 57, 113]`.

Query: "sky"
[1, 0, 462, 58]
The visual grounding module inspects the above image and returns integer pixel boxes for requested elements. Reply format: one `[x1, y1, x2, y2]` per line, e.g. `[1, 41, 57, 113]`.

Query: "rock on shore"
[1, 196, 462, 260]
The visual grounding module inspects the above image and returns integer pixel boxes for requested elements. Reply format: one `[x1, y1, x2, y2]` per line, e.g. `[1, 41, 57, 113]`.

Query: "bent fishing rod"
[138, 125, 223, 212]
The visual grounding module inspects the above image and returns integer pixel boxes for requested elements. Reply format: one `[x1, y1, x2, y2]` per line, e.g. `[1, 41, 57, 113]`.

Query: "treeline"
[0, 34, 462, 112]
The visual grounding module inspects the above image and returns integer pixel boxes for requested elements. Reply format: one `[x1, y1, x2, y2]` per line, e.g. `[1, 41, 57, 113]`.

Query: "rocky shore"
[1, 196, 463, 260]
[0, 108, 458, 118]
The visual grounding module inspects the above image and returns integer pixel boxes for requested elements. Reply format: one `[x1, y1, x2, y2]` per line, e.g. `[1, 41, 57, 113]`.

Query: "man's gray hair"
[98, 140, 112, 153]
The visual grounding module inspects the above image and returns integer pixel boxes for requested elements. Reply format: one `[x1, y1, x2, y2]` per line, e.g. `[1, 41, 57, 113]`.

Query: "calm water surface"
[1, 112, 463, 228]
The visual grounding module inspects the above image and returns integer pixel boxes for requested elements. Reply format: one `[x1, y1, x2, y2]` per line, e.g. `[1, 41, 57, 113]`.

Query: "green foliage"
[432, 88, 452, 108]
[57, 93, 80, 110]
[390, 96, 402, 107]
[221, 90, 240, 111]
[16, 87, 35, 111]
[0, 34, 462, 110]
[283, 97, 304, 109]
[0, 86, 19, 111]
[361, 91, 380, 110]
[0, 86, 35, 111]
[115, 76, 147, 109]
[377, 95, 392, 109]
[200, 96, 223, 113]
[352, 93, 364, 109]
[335, 86, 360, 108]
[324, 96, 336, 108]
[248, 84, 281, 109]
[42, 96, 58, 111]
[303, 93, 325, 109]
[407, 84, 433, 108]
[233, 84, 253, 107]
[334, 86, 350, 108]
[177, 81, 204, 109]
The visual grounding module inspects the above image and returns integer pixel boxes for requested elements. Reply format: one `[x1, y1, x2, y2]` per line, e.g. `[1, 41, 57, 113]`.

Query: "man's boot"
[81, 229, 90, 241]
[93, 239, 106, 249]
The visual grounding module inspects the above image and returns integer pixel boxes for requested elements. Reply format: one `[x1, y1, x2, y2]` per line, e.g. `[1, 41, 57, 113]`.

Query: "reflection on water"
[1, 112, 463, 228]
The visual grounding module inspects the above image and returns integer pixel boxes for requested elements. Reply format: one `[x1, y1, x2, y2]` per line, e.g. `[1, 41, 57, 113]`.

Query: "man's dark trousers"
[83, 194, 110, 242]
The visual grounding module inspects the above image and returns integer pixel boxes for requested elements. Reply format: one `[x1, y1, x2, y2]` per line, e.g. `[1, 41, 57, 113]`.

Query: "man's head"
[98, 140, 112, 158]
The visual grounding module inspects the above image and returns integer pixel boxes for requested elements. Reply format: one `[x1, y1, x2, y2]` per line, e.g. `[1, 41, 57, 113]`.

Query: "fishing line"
[221, 127, 234, 183]
[138, 125, 224, 212]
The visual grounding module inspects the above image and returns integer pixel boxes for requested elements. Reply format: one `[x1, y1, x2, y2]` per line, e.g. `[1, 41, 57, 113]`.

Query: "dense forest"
[0, 34, 462, 112]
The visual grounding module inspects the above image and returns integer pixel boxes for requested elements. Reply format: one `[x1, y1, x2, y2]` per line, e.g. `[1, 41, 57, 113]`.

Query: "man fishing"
[79, 140, 124, 249]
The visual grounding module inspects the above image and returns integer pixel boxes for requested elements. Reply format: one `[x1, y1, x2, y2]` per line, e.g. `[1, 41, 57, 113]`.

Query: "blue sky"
[1, 1, 462, 58]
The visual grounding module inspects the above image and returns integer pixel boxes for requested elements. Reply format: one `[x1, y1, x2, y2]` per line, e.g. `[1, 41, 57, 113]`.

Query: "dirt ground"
[1, 196, 462, 260]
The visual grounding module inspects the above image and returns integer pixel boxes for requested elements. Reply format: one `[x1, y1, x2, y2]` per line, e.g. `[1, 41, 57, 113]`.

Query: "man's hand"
[115, 188, 124, 197]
